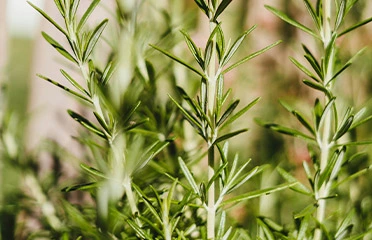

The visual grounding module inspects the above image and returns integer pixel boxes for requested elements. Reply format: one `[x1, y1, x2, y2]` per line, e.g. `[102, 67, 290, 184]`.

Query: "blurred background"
[1, 0, 372, 238]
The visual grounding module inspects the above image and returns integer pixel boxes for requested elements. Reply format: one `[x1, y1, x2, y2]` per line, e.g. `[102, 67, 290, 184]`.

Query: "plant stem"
[207, 15, 218, 239]
[207, 145, 216, 239]
[314, 1, 333, 239]
[123, 178, 141, 225]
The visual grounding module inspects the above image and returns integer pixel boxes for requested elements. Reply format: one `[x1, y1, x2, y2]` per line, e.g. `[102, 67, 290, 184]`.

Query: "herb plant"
[261, 0, 372, 239]
[1, 0, 372, 239]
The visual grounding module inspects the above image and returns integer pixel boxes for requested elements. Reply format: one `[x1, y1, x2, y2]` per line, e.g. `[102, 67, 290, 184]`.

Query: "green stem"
[207, 17, 218, 240]
[207, 145, 216, 239]
[314, 1, 333, 239]
[123, 178, 141, 225]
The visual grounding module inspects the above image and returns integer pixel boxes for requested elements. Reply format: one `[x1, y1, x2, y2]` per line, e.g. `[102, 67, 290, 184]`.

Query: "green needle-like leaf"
[178, 157, 200, 196]
[60, 69, 89, 96]
[41, 32, 78, 64]
[222, 40, 281, 74]
[28, 1, 68, 36]
[38, 74, 92, 103]
[220, 97, 260, 129]
[303, 0, 321, 31]
[214, 129, 248, 144]
[213, 0, 233, 22]
[83, 19, 108, 62]
[181, 30, 204, 69]
[61, 182, 98, 192]
[69, 0, 80, 21]
[335, 0, 346, 31]
[217, 100, 240, 127]
[277, 167, 312, 195]
[168, 94, 204, 137]
[151, 44, 205, 78]
[80, 163, 107, 179]
[68, 109, 107, 139]
[221, 25, 256, 67]
[339, 16, 372, 37]
[221, 182, 297, 207]
[193, 0, 209, 17]
[77, 0, 100, 32]
[258, 120, 315, 142]
[290, 57, 320, 82]
[265, 5, 320, 39]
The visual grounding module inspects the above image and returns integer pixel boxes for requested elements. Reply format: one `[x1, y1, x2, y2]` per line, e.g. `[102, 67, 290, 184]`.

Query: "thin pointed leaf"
[339, 16, 372, 37]
[168, 95, 203, 135]
[151, 44, 205, 77]
[277, 167, 312, 195]
[335, 210, 355, 240]
[333, 115, 353, 140]
[222, 40, 281, 74]
[101, 61, 117, 86]
[83, 19, 108, 62]
[303, 0, 321, 30]
[324, 34, 337, 78]
[318, 98, 336, 131]
[213, 0, 233, 21]
[136, 140, 170, 172]
[335, 0, 346, 30]
[294, 204, 316, 219]
[193, 0, 209, 17]
[69, 0, 80, 21]
[80, 163, 107, 179]
[178, 157, 200, 196]
[93, 112, 110, 135]
[258, 120, 315, 142]
[216, 25, 225, 62]
[38, 74, 92, 103]
[61, 182, 98, 192]
[330, 47, 365, 82]
[217, 211, 227, 240]
[265, 5, 319, 39]
[77, 0, 100, 32]
[220, 97, 260, 129]
[303, 45, 323, 80]
[41, 32, 78, 64]
[206, 162, 228, 191]
[297, 215, 310, 239]
[221, 182, 297, 207]
[53, 0, 65, 17]
[293, 110, 316, 136]
[290, 57, 320, 82]
[27, 1, 67, 36]
[217, 100, 240, 127]
[257, 218, 275, 240]
[333, 164, 372, 189]
[227, 165, 267, 195]
[68, 109, 107, 139]
[221, 26, 256, 67]
[124, 118, 149, 132]
[177, 86, 202, 119]
[180, 30, 204, 69]
[60, 69, 89, 96]
[127, 219, 153, 240]
[214, 129, 248, 144]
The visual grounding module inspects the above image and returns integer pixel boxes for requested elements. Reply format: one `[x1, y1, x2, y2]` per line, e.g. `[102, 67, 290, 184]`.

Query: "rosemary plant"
[261, 0, 372, 238]
[152, 0, 295, 238]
